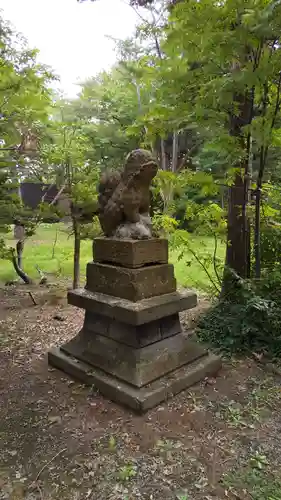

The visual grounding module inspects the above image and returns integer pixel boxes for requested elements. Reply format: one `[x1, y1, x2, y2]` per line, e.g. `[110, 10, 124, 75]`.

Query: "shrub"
[197, 270, 281, 359]
[260, 224, 281, 271]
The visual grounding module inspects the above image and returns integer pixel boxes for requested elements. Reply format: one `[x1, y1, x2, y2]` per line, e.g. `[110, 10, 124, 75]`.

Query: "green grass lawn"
[0, 223, 225, 292]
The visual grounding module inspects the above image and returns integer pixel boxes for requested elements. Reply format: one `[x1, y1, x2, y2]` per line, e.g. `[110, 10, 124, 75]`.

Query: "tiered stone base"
[48, 238, 221, 412]
[49, 346, 220, 412]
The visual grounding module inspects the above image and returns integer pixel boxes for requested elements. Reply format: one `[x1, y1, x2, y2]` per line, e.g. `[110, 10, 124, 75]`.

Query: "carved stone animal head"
[123, 149, 158, 184]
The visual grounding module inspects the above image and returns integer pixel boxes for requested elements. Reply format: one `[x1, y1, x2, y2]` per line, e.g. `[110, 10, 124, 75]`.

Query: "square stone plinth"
[93, 237, 168, 268]
[61, 330, 206, 387]
[68, 289, 198, 325]
[48, 346, 221, 412]
[86, 262, 176, 301]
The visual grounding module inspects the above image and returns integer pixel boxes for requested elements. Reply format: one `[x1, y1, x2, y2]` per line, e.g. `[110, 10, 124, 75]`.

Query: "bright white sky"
[0, 0, 140, 97]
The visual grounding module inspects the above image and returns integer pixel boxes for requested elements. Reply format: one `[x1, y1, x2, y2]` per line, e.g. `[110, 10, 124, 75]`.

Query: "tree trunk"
[16, 239, 24, 269]
[11, 248, 33, 284]
[221, 188, 225, 210]
[222, 90, 253, 291]
[72, 217, 80, 289]
[224, 172, 250, 279]
[160, 139, 167, 170]
[254, 144, 267, 279]
[172, 131, 178, 172]
[254, 187, 261, 278]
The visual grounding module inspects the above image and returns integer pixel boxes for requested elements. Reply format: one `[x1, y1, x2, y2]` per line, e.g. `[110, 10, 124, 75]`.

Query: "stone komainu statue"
[98, 149, 158, 239]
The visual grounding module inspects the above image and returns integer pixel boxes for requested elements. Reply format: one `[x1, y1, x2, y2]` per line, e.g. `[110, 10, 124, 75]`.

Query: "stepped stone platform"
[48, 237, 221, 412]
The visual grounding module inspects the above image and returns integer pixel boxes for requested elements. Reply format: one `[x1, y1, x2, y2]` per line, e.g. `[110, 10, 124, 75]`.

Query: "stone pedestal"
[48, 237, 221, 412]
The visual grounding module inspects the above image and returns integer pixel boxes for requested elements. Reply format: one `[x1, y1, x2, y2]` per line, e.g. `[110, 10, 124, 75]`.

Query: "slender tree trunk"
[172, 131, 178, 172]
[13, 225, 32, 284]
[254, 145, 267, 279]
[153, 144, 158, 161]
[160, 139, 167, 170]
[221, 188, 224, 209]
[133, 79, 149, 144]
[134, 80, 142, 113]
[246, 134, 253, 276]
[11, 248, 33, 284]
[254, 187, 262, 278]
[254, 141, 266, 280]
[72, 216, 80, 289]
[16, 239, 24, 268]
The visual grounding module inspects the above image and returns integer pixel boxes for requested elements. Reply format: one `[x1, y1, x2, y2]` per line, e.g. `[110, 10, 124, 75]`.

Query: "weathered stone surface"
[160, 314, 182, 339]
[106, 316, 162, 346]
[48, 347, 222, 412]
[97, 149, 158, 239]
[86, 262, 176, 301]
[93, 237, 168, 268]
[84, 311, 181, 347]
[61, 330, 205, 387]
[68, 288, 198, 325]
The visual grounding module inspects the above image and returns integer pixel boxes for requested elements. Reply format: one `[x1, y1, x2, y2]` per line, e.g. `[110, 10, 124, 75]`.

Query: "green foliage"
[152, 170, 184, 214]
[78, 65, 144, 169]
[151, 167, 226, 293]
[152, 168, 223, 230]
[130, 0, 281, 281]
[260, 224, 281, 271]
[152, 211, 179, 235]
[117, 463, 137, 482]
[0, 237, 9, 260]
[171, 229, 224, 294]
[0, 14, 54, 151]
[197, 269, 281, 358]
[257, 268, 281, 306]
[0, 14, 54, 263]
[41, 98, 100, 219]
[74, 217, 102, 240]
[0, 175, 19, 229]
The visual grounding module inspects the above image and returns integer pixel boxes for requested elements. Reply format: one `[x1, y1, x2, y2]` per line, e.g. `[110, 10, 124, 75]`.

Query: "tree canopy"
[0, 14, 55, 257]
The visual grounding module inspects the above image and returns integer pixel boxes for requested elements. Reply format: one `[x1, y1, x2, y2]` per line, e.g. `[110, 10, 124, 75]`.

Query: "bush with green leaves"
[197, 269, 281, 359]
[260, 224, 281, 272]
[257, 268, 281, 307]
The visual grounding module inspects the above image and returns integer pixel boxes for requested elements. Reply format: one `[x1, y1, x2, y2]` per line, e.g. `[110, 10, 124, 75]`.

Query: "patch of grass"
[220, 401, 249, 428]
[0, 224, 225, 292]
[223, 465, 281, 500]
[170, 235, 225, 292]
[216, 398, 260, 430]
[0, 223, 92, 284]
[248, 377, 281, 410]
[216, 377, 281, 429]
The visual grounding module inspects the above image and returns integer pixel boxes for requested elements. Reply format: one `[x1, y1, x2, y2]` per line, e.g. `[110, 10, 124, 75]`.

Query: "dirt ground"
[1, 284, 281, 500]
